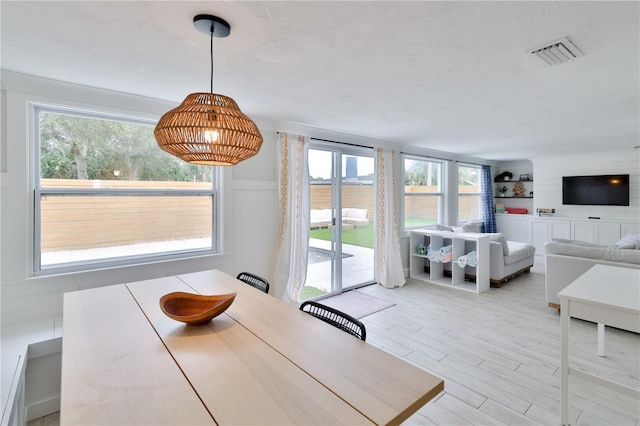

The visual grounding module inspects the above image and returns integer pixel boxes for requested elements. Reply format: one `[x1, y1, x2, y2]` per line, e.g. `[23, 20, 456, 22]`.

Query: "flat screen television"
[562, 174, 630, 206]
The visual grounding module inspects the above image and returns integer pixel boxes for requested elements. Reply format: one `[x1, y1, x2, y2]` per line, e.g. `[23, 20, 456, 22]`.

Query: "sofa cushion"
[310, 209, 331, 221]
[616, 233, 640, 250]
[435, 224, 453, 231]
[545, 241, 640, 265]
[342, 208, 368, 219]
[504, 241, 535, 265]
[452, 221, 483, 233]
[352, 208, 368, 219]
[551, 238, 606, 247]
[487, 233, 509, 256]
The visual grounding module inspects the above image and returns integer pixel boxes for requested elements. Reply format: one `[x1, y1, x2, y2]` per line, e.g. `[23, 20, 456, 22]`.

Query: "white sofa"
[342, 208, 369, 227]
[436, 223, 535, 286]
[310, 208, 369, 229]
[487, 239, 536, 286]
[545, 238, 640, 311]
[310, 209, 332, 228]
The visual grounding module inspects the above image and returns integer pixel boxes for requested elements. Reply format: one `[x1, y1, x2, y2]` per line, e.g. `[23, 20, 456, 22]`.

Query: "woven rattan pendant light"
[154, 15, 263, 166]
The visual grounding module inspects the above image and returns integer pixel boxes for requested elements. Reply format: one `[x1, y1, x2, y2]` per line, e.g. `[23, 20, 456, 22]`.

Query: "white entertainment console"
[409, 229, 490, 293]
[495, 214, 640, 257]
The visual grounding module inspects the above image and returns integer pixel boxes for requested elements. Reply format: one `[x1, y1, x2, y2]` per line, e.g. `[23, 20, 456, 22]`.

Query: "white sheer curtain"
[375, 148, 405, 288]
[274, 132, 310, 303]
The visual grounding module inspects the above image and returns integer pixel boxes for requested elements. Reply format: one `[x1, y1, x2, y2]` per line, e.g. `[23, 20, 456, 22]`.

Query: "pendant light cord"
[210, 29, 214, 94]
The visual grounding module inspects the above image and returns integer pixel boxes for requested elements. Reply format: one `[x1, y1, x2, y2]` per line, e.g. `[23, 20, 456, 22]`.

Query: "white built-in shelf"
[494, 179, 534, 200]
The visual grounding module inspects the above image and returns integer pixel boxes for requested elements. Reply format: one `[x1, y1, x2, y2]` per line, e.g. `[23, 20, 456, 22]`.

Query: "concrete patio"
[306, 238, 375, 293]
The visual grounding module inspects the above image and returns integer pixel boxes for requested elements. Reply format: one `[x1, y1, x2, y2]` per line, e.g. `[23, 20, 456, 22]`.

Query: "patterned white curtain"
[375, 148, 405, 288]
[274, 132, 310, 303]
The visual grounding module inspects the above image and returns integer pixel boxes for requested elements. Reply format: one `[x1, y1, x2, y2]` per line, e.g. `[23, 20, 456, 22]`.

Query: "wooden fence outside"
[312, 184, 480, 221]
[40, 179, 480, 252]
[310, 184, 375, 220]
[40, 179, 212, 251]
[404, 185, 480, 220]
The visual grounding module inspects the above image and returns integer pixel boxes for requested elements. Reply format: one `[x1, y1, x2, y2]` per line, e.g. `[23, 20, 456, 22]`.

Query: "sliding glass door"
[302, 145, 375, 300]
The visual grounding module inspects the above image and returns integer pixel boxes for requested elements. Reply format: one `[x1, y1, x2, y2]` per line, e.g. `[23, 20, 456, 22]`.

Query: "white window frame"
[402, 154, 445, 230]
[457, 163, 483, 223]
[32, 104, 219, 275]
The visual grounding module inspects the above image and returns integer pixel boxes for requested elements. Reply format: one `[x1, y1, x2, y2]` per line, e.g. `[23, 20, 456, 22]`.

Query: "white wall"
[230, 131, 279, 292]
[533, 150, 640, 220]
[1, 86, 5, 333]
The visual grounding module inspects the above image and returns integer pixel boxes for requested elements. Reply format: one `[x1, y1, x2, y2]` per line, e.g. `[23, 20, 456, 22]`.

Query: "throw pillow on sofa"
[616, 233, 640, 250]
[452, 221, 483, 233]
[435, 224, 453, 231]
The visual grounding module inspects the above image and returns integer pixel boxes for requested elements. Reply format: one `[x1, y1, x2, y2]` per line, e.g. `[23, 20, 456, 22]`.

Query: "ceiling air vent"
[528, 37, 583, 66]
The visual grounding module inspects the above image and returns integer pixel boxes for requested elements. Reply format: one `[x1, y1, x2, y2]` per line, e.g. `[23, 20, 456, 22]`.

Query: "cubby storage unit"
[409, 229, 490, 293]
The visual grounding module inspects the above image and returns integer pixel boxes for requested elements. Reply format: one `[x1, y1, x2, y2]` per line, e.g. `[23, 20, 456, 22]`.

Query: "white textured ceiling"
[2, 1, 639, 160]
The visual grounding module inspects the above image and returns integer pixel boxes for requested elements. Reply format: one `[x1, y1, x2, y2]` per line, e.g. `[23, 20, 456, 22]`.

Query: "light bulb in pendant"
[204, 130, 219, 142]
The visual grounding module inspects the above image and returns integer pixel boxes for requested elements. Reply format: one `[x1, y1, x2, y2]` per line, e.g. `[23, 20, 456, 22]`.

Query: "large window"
[403, 156, 443, 229]
[35, 107, 217, 273]
[457, 164, 482, 222]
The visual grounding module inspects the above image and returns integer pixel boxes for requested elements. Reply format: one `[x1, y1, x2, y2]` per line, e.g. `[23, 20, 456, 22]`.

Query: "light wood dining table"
[61, 269, 444, 425]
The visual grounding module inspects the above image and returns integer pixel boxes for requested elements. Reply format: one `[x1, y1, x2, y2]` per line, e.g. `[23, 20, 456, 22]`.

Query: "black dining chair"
[299, 300, 366, 341]
[236, 272, 270, 294]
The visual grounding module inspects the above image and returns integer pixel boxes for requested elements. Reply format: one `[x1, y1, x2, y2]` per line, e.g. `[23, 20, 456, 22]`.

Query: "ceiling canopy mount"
[193, 14, 230, 38]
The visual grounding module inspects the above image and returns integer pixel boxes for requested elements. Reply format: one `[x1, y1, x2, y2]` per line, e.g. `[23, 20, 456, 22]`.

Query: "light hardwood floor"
[359, 262, 640, 425]
[27, 411, 59, 426]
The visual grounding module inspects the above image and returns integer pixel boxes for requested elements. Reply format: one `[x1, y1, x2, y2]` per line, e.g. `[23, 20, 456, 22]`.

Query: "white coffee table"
[558, 264, 640, 425]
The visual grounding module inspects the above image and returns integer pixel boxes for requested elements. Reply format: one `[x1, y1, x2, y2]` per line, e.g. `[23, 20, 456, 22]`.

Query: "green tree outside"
[39, 111, 212, 182]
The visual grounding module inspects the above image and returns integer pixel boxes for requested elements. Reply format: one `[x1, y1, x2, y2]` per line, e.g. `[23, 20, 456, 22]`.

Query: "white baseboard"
[25, 395, 59, 422]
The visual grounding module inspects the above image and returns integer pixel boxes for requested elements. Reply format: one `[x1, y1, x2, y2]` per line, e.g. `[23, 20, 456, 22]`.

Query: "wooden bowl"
[159, 292, 236, 326]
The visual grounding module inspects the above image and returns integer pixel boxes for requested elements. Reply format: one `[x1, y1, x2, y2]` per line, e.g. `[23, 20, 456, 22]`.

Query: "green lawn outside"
[404, 216, 438, 228]
[309, 223, 374, 249]
[300, 285, 327, 301]
[309, 218, 438, 249]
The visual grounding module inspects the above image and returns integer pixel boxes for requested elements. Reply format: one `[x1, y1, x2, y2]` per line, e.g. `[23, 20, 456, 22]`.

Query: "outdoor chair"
[236, 272, 270, 294]
[299, 300, 366, 341]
